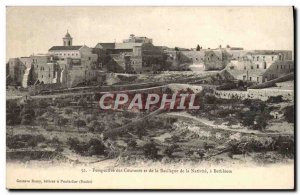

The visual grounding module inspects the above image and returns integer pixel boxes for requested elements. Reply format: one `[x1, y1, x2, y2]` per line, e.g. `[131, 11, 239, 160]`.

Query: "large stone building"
[225, 50, 294, 83]
[94, 34, 166, 73]
[7, 31, 98, 88]
[164, 47, 231, 71]
[7, 57, 34, 87]
[48, 32, 98, 87]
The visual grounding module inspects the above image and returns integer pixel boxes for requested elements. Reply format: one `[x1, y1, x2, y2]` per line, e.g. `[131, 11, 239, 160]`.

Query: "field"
[6, 91, 294, 168]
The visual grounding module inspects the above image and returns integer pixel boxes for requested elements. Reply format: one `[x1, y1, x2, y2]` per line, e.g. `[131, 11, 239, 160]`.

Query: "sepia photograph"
[5, 6, 295, 190]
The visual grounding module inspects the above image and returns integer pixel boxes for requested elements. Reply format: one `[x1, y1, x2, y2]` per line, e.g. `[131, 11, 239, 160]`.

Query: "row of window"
[54, 52, 79, 57]
[244, 63, 267, 70]
[252, 56, 276, 61]
[277, 65, 291, 70]
[243, 75, 260, 82]
[40, 74, 51, 79]
[190, 58, 204, 61]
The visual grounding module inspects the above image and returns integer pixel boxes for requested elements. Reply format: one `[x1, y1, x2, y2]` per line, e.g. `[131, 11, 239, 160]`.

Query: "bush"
[87, 138, 106, 155]
[283, 106, 294, 123]
[20, 105, 35, 125]
[164, 144, 179, 157]
[127, 140, 137, 149]
[204, 95, 219, 104]
[215, 109, 236, 118]
[267, 95, 284, 103]
[67, 137, 81, 151]
[253, 114, 269, 131]
[73, 119, 86, 130]
[274, 136, 294, 157]
[143, 141, 159, 159]
[64, 108, 73, 115]
[37, 99, 49, 108]
[55, 117, 68, 130]
[67, 137, 106, 156]
[6, 134, 46, 149]
[56, 99, 70, 108]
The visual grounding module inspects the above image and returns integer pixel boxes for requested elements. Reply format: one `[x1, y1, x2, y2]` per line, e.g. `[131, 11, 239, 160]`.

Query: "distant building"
[225, 50, 294, 83]
[63, 30, 73, 46]
[47, 32, 98, 87]
[164, 48, 231, 71]
[123, 34, 153, 44]
[95, 34, 165, 73]
[7, 31, 99, 88]
[204, 49, 231, 70]
[7, 58, 26, 86]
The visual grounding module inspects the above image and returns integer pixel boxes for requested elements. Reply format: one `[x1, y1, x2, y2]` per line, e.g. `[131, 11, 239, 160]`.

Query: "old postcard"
[6, 6, 295, 189]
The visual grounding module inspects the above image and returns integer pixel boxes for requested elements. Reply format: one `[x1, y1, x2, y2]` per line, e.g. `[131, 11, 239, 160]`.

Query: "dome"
[64, 31, 72, 38]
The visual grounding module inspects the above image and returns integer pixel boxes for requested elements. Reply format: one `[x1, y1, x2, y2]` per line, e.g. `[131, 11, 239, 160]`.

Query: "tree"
[174, 47, 179, 51]
[196, 44, 201, 51]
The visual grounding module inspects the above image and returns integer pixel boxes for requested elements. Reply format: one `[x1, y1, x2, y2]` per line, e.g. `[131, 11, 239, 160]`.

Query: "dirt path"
[167, 112, 293, 136]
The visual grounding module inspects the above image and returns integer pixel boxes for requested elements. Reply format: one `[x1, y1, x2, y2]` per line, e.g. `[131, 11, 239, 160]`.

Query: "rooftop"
[115, 43, 143, 49]
[49, 46, 83, 51]
[95, 42, 143, 50]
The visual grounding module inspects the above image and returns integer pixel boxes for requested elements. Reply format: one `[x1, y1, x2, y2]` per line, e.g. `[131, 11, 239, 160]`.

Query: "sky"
[6, 6, 294, 60]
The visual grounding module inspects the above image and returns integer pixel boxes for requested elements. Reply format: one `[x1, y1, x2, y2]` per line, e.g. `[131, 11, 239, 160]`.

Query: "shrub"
[64, 108, 73, 115]
[170, 135, 180, 142]
[143, 141, 159, 159]
[239, 110, 256, 127]
[253, 114, 269, 131]
[67, 137, 80, 150]
[127, 140, 137, 149]
[67, 137, 107, 156]
[37, 99, 49, 108]
[283, 106, 294, 123]
[88, 120, 105, 133]
[204, 95, 219, 104]
[87, 138, 106, 155]
[267, 95, 284, 103]
[55, 117, 68, 130]
[73, 119, 86, 130]
[274, 136, 294, 157]
[20, 105, 35, 125]
[6, 134, 46, 149]
[164, 144, 179, 157]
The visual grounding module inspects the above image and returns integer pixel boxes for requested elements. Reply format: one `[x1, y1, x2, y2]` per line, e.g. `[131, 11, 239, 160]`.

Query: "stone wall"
[214, 88, 294, 101]
[28, 83, 64, 95]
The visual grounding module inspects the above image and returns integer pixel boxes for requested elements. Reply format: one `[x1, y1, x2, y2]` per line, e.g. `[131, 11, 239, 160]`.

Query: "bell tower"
[63, 30, 72, 46]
